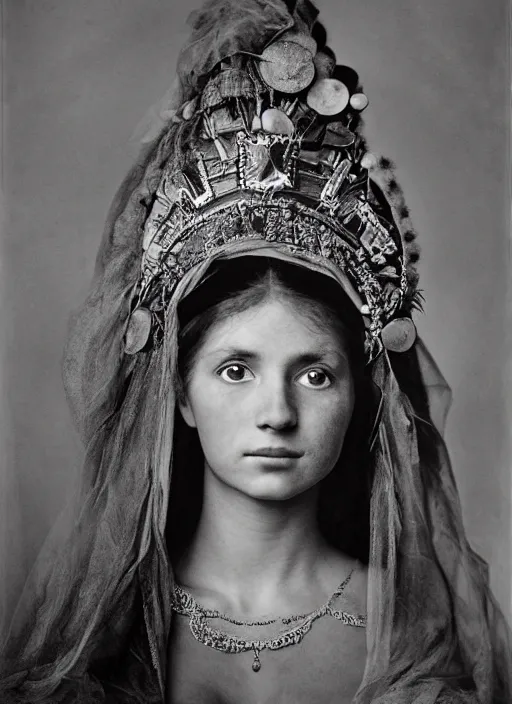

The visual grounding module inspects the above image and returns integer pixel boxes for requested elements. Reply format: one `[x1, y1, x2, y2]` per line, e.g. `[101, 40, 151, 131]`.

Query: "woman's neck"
[175, 468, 347, 616]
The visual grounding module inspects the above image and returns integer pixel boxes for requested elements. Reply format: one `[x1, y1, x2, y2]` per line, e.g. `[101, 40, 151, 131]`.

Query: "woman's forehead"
[197, 298, 351, 359]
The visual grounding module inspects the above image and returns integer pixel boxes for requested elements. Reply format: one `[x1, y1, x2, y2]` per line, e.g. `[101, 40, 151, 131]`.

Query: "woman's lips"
[245, 447, 304, 458]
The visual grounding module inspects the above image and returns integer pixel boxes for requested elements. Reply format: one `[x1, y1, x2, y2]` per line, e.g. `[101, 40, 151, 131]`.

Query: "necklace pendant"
[251, 647, 261, 672]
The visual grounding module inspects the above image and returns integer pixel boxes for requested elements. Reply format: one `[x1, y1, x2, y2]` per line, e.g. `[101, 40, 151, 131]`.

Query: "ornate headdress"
[125, 0, 421, 360]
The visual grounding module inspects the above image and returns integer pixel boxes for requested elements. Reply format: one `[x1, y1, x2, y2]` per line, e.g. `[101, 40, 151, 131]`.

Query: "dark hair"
[166, 256, 379, 563]
[177, 256, 366, 385]
[166, 256, 437, 565]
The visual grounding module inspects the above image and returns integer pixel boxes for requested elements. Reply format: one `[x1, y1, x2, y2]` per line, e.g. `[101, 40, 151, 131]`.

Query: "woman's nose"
[255, 378, 297, 431]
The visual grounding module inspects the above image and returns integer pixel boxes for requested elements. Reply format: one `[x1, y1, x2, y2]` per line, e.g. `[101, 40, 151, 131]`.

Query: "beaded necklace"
[171, 569, 366, 672]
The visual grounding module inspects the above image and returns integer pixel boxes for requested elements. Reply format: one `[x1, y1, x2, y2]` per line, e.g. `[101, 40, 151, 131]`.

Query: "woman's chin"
[206, 457, 330, 502]
[228, 473, 319, 503]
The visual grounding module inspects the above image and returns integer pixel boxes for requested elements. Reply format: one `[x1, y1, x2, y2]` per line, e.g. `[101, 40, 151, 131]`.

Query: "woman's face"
[179, 297, 355, 501]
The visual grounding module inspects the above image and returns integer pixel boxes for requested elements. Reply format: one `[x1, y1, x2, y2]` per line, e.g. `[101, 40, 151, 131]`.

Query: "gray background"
[1, 0, 510, 619]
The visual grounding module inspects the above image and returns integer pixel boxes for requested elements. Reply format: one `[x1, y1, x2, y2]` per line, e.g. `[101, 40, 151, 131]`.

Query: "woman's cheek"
[195, 390, 241, 444]
[312, 391, 353, 453]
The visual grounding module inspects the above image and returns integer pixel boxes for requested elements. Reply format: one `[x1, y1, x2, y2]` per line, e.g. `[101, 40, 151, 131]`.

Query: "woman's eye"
[297, 369, 332, 389]
[217, 364, 254, 383]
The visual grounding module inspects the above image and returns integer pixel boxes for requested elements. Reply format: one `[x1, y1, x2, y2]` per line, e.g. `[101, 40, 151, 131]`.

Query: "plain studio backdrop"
[0, 0, 510, 628]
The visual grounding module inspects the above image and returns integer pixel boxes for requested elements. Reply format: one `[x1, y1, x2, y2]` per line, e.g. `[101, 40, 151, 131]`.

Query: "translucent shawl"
[1, 3, 511, 703]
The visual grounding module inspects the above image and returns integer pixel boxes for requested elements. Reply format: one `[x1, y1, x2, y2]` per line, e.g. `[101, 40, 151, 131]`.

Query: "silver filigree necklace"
[171, 569, 366, 672]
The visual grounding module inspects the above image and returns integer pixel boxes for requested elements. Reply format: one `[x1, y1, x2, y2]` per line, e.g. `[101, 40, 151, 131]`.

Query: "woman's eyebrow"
[202, 348, 259, 361]
[292, 349, 349, 365]
[203, 347, 348, 365]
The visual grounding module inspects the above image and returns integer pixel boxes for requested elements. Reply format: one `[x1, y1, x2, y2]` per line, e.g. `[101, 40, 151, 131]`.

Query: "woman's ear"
[177, 389, 197, 428]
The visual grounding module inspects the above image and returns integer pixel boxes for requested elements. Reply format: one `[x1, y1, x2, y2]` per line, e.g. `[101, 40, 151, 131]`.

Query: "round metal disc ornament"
[261, 108, 294, 135]
[279, 30, 317, 56]
[350, 93, 369, 111]
[381, 317, 417, 353]
[125, 308, 152, 354]
[306, 78, 350, 115]
[259, 41, 315, 93]
[361, 152, 377, 170]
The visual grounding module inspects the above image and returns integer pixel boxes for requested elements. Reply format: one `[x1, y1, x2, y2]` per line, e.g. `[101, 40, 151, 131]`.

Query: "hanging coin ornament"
[259, 41, 315, 93]
[313, 51, 336, 79]
[261, 108, 295, 135]
[125, 308, 152, 355]
[182, 97, 198, 121]
[279, 30, 317, 56]
[350, 93, 369, 111]
[381, 318, 417, 353]
[307, 78, 350, 115]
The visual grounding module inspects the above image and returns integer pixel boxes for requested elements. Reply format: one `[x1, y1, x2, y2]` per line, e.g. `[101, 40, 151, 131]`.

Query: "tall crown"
[126, 0, 421, 361]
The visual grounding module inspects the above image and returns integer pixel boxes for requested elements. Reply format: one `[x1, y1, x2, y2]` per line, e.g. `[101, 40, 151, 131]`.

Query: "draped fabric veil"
[1, 1, 511, 702]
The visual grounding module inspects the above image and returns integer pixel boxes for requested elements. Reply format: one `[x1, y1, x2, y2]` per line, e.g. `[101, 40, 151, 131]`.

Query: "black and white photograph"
[0, 1, 510, 702]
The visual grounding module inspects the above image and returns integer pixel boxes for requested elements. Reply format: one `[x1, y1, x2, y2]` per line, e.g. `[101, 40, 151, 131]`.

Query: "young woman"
[167, 257, 370, 703]
[1, 1, 510, 702]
